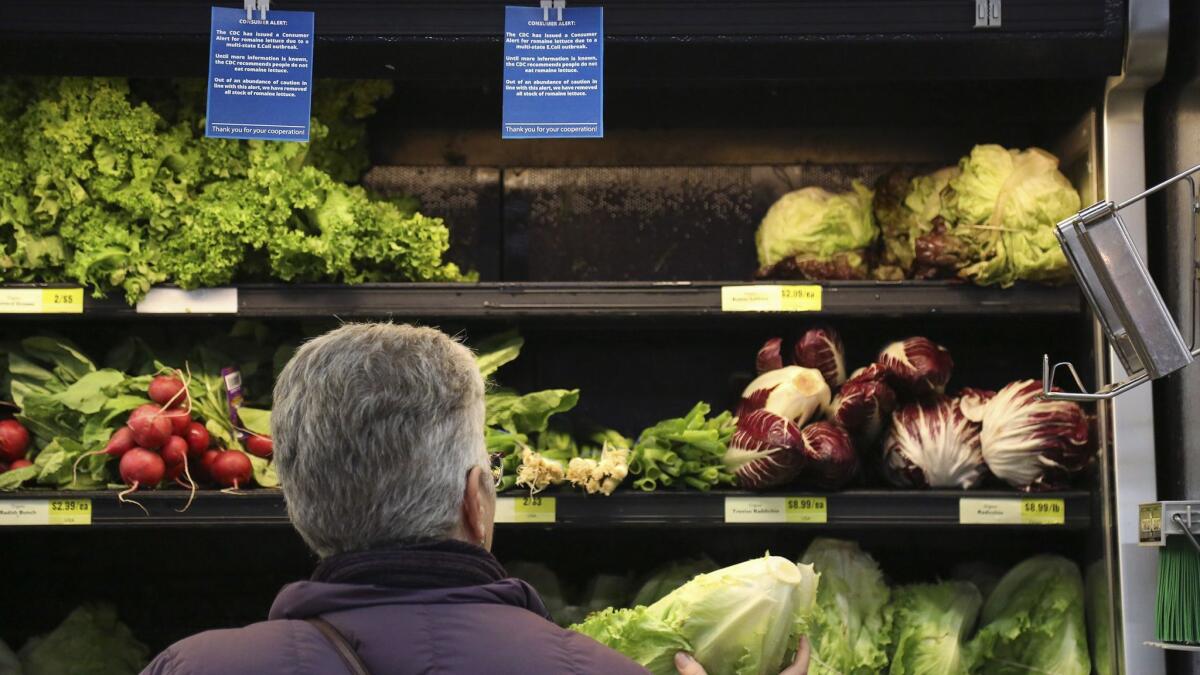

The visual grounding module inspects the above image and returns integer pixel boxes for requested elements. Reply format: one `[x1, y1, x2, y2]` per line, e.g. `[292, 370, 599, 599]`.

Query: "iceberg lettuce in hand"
[573, 555, 818, 675]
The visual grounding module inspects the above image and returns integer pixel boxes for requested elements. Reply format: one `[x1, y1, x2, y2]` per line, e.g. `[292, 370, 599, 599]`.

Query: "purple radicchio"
[826, 365, 897, 444]
[877, 337, 954, 396]
[797, 421, 859, 490]
[735, 365, 831, 426]
[756, 337, 785, 374]
[957, 387, 995, 423]
[794, 327, 847, 389]
[724, 408, 807, 489]
[882, 397, 987, 489]
[978, 379, 1091, 491]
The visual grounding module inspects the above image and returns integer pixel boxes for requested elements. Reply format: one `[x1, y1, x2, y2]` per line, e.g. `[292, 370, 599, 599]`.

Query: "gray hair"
[272, 323, 488, 558]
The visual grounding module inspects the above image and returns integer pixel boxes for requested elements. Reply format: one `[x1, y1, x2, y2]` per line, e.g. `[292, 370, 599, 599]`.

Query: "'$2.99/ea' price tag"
[0, 499, 92, 526]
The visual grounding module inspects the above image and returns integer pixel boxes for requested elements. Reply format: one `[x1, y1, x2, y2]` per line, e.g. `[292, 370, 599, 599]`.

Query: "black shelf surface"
[0, 1, 1123, 80]
[3, 281, 1083, 319]
[0, 488, 1092, 529]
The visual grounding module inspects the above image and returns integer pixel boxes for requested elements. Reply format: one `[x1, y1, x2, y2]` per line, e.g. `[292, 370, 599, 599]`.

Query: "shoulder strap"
[306, 617, 372, 675]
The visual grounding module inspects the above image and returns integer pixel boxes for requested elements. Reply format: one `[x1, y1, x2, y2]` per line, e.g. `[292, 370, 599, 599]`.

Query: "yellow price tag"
[1020, 498, 1065, 525]
[0, 288, 84, 314]
[42, 289, 84, 313]
[495, 496, 556, 523]
[785, 496, 828, 524]
[48, 499, 92, 525]
[0, 499, 91, 526]
[720, 285, 822, 313]
[515, 495, 555, 522]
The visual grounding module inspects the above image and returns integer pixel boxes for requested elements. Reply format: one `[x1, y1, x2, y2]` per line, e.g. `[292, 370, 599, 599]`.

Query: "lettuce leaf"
[800, 538, 893, 675]
[967, 555, 1090, 675]
[756, 182, 878, 272]
[888, 582, 981, 675]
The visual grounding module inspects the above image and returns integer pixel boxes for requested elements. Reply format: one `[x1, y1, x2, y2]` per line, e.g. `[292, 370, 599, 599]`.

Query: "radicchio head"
[878, 337, 954, 396]
[978, 379, 1091, 492]
[883, 397, 987, 489]
[723, 409, 807, 490]
[826, 365, 897, 444]
[797, 421, 858, 489]
[794, 327, 847, 389]
[756, 337, 785, 374]
[735, 366, 831, 426]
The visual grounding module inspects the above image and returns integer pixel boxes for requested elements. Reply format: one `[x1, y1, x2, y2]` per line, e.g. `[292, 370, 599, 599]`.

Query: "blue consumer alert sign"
[206, 6, 314, 142]
[502, 5, 604, 139]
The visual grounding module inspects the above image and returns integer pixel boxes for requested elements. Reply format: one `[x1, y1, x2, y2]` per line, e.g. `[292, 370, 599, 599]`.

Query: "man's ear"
[462, 465, 488, 544]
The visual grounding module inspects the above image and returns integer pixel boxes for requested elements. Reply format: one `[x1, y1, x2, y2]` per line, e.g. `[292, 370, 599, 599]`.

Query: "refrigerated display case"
[0, 1, 1173, 673]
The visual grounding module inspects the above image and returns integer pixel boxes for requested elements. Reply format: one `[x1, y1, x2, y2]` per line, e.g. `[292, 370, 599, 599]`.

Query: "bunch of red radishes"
[81, 373, 268, 509]
[0, 417, 33, 478]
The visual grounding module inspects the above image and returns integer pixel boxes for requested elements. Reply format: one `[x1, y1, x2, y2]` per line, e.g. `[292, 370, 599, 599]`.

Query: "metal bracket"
[244, 0, 268, 21]
[974, 0, 1001, 28]
[1138, 501, 1200, 555]
[540, 0, 566, 22]
[1042, 163, 1200, 402]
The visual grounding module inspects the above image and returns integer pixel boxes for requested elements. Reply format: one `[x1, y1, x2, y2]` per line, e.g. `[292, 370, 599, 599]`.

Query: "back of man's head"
[272, 323, 486, 558]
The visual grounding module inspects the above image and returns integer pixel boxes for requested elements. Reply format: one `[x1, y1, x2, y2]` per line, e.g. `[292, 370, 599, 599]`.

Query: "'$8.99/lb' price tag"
[1020, 498, 1064, 525]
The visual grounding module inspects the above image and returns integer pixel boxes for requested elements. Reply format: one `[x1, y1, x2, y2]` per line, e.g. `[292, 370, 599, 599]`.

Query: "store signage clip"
[245, 0, 269, 20]
[540, 0, 566, 21]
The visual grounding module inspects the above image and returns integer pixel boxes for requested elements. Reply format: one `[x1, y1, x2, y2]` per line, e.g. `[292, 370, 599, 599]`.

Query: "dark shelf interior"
[0, 1, 1123, 79]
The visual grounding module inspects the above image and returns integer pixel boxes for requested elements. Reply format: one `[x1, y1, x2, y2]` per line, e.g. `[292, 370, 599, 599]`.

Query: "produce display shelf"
[1, 282, 1083, 319]
[0, 489, 1092, 529]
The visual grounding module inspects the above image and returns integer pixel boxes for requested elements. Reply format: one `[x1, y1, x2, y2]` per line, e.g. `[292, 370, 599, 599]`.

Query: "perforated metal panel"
[503, 164, 934, 281]
[364, 166, 502, 279]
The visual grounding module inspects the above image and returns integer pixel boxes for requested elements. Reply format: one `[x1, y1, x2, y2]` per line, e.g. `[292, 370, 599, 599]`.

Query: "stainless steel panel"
[1104, 0, 1171, 672]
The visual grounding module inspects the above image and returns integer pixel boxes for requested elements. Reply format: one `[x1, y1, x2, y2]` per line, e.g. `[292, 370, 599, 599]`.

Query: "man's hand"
[673, 636, 810, 675]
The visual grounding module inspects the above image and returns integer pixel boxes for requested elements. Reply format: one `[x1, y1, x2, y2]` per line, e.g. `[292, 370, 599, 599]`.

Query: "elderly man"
[143, 323, 806, 674]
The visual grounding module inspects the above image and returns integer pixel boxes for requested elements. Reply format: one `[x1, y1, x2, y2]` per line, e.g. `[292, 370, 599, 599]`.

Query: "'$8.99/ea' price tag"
[785, 497, 827, 523]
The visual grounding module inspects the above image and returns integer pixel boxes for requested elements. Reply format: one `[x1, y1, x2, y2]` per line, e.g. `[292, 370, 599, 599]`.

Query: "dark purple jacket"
[142, 542, 647, 675]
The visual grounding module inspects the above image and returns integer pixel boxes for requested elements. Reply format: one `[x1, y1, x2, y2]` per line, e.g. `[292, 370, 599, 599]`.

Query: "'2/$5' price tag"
[0, 288, 83, 314]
